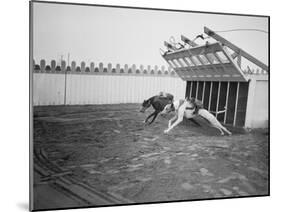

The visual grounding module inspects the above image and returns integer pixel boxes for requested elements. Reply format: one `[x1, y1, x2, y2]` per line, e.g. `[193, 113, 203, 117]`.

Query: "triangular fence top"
[162, 27, 268, 82]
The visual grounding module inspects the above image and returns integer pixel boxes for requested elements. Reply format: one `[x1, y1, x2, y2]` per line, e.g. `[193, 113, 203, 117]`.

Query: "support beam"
[204, 27, 268, 72]
[221, 46, 248, 81]
[237, 50, 242, 67]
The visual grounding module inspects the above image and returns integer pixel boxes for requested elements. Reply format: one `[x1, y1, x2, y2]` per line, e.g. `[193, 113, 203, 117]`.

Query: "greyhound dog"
[161, 99, 232, 135]
[140, 93, 174, 124]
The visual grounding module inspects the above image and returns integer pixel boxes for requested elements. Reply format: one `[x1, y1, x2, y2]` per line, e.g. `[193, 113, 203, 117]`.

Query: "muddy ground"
[33, 104, 269, 206]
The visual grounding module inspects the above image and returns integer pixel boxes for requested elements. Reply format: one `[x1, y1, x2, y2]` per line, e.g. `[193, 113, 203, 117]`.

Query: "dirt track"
[33, 104, 269, 209]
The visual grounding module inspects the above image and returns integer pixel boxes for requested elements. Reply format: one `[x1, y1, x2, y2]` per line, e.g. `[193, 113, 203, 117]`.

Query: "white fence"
[32, 60, 186, 105]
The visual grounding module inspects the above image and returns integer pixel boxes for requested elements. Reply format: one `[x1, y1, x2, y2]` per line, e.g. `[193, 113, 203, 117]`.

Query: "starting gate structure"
[161, 27, 268, 128]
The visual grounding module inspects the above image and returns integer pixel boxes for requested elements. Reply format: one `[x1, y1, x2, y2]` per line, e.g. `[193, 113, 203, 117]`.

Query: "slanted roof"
[163, 42, 248, 82]
[162, 27, 268, 82]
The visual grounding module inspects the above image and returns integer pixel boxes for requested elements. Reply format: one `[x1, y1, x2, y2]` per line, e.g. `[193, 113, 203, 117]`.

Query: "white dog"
[161, 99, 232, 135]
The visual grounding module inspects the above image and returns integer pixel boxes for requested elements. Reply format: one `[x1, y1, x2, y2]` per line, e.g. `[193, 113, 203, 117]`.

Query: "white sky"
[32, 2, 268, 69]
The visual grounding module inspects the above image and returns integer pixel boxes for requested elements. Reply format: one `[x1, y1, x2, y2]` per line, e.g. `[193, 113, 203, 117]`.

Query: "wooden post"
[208, 82, 213, 111]
[202, 81, 206, 103]
[190, 81, 193, 98]
[195, 81, 199, 99]
[233, 82, 240, 126]
[224, 82, 230, 124]
[215, 82, 221, 118]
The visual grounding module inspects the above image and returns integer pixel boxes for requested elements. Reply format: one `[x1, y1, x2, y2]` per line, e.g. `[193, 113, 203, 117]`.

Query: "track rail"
[33, 147, 134, 206]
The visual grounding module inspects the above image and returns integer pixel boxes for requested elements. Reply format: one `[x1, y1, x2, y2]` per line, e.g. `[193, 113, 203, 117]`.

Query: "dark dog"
[140, 94, 173, 125]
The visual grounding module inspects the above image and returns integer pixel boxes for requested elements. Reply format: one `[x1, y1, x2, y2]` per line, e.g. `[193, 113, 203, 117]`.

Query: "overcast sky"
[32, 2, 268, 69]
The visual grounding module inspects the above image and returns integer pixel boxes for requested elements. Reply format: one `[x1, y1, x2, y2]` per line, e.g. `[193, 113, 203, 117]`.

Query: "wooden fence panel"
[33, 73, 185, 105]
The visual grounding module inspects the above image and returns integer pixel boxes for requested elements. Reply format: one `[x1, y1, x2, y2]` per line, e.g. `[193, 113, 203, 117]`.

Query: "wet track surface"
[33, 104, 269, 210]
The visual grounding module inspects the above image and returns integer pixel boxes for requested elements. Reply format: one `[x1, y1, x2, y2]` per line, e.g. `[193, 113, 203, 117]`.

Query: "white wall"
[33, 73, 186, 105]
[245, 75, 269, 128]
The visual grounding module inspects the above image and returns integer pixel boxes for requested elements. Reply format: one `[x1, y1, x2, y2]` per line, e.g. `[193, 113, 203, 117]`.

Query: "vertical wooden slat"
[233, 82, 240, 126]
[188, 81, 193, 99]
[195, 81, 199, 99]
[208, 82, 213, 111]
[202, 81, 206, 103]
[224, 82, 230, 124]
[215, 82, 221, 118]
[217, 82, 227, 122]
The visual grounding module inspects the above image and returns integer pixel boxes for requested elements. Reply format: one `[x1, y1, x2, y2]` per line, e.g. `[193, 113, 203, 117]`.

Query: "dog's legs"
[211, 122, 232, 136]
[148, 112, 159, 125]
[168, 115, 178, 128]
[221, 126, 232, 135]
[164, 117, 183, 134]
[215, 126, 225, 135]
[164, 105, 187, 134]
[144, 111, 157, 123]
